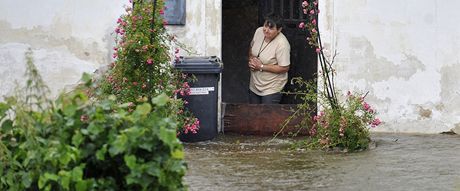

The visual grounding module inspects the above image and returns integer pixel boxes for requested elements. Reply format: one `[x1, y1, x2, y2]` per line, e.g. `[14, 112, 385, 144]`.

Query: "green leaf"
[0, 102, 10, 117]
[75, 180, 88, 191]
[72, 131, 84, 147]
[87, 122, 103, 136]
[152, 93, 169, 106]
[171, 149, 184, 159]
[124, 155, 137, 169]
[81, 72, 92, 86]
[71, 166, 84, 181]
[159, 126, 176, 149]
[134, 103, 151, 116]
[39, 173, 59, 189]
[63, 103, 78, 117]
[96, 145, 107, 160]
[0, 119, 13, 132]
[60, 176, 70, 190]
[21, 172, 32, 188]
[146, 163, 161, 177]
[109, 134, 128, 156]
[44, 173, 59, 181]
[59, 151, 72, 166]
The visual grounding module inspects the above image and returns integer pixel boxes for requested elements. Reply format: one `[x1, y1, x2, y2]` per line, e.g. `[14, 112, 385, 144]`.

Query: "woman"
[248, 14, 291, 104]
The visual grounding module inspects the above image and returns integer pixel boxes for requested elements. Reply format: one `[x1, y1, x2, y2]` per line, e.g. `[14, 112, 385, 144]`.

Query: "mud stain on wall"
[0, 20, 109, 65]
[346, 37, 425, 82]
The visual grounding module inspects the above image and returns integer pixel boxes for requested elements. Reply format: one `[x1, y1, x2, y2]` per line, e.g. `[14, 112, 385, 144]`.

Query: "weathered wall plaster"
[0, 0, 126, 98]
[167, 0, 222, 57]
[0, 0, 222, 99]
[320, 0, 460, 133]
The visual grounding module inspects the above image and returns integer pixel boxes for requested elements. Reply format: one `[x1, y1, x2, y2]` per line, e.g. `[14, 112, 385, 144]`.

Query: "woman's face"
[263, 21, 281, 41]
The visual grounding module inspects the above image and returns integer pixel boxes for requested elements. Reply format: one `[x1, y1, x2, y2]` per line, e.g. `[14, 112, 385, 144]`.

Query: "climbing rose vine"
[99, 0, 199, 135]
[280, 0, 382, 152]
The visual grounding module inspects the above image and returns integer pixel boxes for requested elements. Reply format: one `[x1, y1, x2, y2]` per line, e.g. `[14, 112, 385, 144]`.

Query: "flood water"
[184, 133, 460, 191]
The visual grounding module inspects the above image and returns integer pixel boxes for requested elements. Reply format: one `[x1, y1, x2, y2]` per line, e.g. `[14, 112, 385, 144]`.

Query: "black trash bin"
[174, 56, 223, 142]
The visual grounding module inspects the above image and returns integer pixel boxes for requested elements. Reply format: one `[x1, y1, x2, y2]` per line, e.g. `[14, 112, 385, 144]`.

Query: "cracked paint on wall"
[0, 0, 126, 99]
[320, 0, 460, 133]
[167, 0, 221, 57]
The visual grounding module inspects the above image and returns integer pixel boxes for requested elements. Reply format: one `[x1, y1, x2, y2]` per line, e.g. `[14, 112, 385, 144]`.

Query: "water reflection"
[184, 133, 460, 191]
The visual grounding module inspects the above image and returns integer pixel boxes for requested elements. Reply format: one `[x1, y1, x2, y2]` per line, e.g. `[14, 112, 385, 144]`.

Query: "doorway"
[222, 0, 317, 104]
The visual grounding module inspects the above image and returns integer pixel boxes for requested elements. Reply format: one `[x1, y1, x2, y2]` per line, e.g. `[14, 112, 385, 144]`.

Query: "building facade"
[1, 0, 459, 133]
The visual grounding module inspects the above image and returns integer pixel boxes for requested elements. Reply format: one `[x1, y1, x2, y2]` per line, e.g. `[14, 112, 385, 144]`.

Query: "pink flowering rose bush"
[98, 0, 199, 135]
[281, 0, 382, 151]
[307, 91, 381, 151]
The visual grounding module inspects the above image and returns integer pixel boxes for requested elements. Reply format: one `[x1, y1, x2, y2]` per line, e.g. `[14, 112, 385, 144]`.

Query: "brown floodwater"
[183, 133, 460, 191]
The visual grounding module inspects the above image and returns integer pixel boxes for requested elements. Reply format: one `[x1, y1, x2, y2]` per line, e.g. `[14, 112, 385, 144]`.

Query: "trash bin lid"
[174, 56, 223, 73]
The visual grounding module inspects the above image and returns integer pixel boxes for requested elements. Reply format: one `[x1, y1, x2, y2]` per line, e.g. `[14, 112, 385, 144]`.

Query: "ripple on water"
[184, 133, 460, 191]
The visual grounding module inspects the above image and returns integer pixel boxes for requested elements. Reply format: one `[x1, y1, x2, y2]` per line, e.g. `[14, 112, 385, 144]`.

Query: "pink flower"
[163, 20, 168, 25]
[309, 9, 315, 15]
[303, 9, 307, 14]
[159, 9, 164, 15]
[298, 22, 305, 29]
[311, 28, 317, 33]
[315, 47, 321, 53]
[80, 115, 89, 123]
[146, 58, 153, 65]
[312, 19, 317, 26]
[183, 119, 200, 134]
[362, 102, 371, 111]
[309, 125, 317, 136]
[319, 111, 325, 116]
[371, 118, 381, 127]
[302, 1, 309, 7]
[127, 102, 135, 107]
[182, 82, 190, 88]
[312, 115, 320, 122]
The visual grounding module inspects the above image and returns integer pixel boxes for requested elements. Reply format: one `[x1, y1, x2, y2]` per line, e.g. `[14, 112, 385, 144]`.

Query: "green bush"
[0, 49, 186, 190]
[282, 78, 381, 152]
[285, 0, 382, 152]
[98, 0, 199, 135]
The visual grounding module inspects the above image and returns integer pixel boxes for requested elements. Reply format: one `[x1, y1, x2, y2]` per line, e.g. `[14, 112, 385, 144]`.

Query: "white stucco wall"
[0, 0, 222, 99]
[167, 0, 222, 57]
[320, 0, 460, 133]
[0, 0, 127, 98]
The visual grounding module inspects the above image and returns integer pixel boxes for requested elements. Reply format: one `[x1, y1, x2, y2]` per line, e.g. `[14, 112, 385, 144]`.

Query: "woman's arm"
[251, 58, 289, 74]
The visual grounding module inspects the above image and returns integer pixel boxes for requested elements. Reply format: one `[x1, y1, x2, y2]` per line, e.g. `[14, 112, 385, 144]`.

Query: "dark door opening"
[222, 0, 317, 104]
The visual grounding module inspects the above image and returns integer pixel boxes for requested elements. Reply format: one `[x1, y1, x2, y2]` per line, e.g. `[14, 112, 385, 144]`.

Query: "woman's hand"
[249, 57, 263, 71]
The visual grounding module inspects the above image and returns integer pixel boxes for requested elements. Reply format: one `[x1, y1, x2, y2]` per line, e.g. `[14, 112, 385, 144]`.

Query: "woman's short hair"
[264, 13, 284, 30]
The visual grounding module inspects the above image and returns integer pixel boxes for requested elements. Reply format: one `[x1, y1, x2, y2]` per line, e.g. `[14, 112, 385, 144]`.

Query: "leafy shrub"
[283, 78, 381, 152]
[308, 91, 381, 151]
[0, 49, 186, 190]
[98, 0, 199, 135]
[280, 1, 382, 152]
